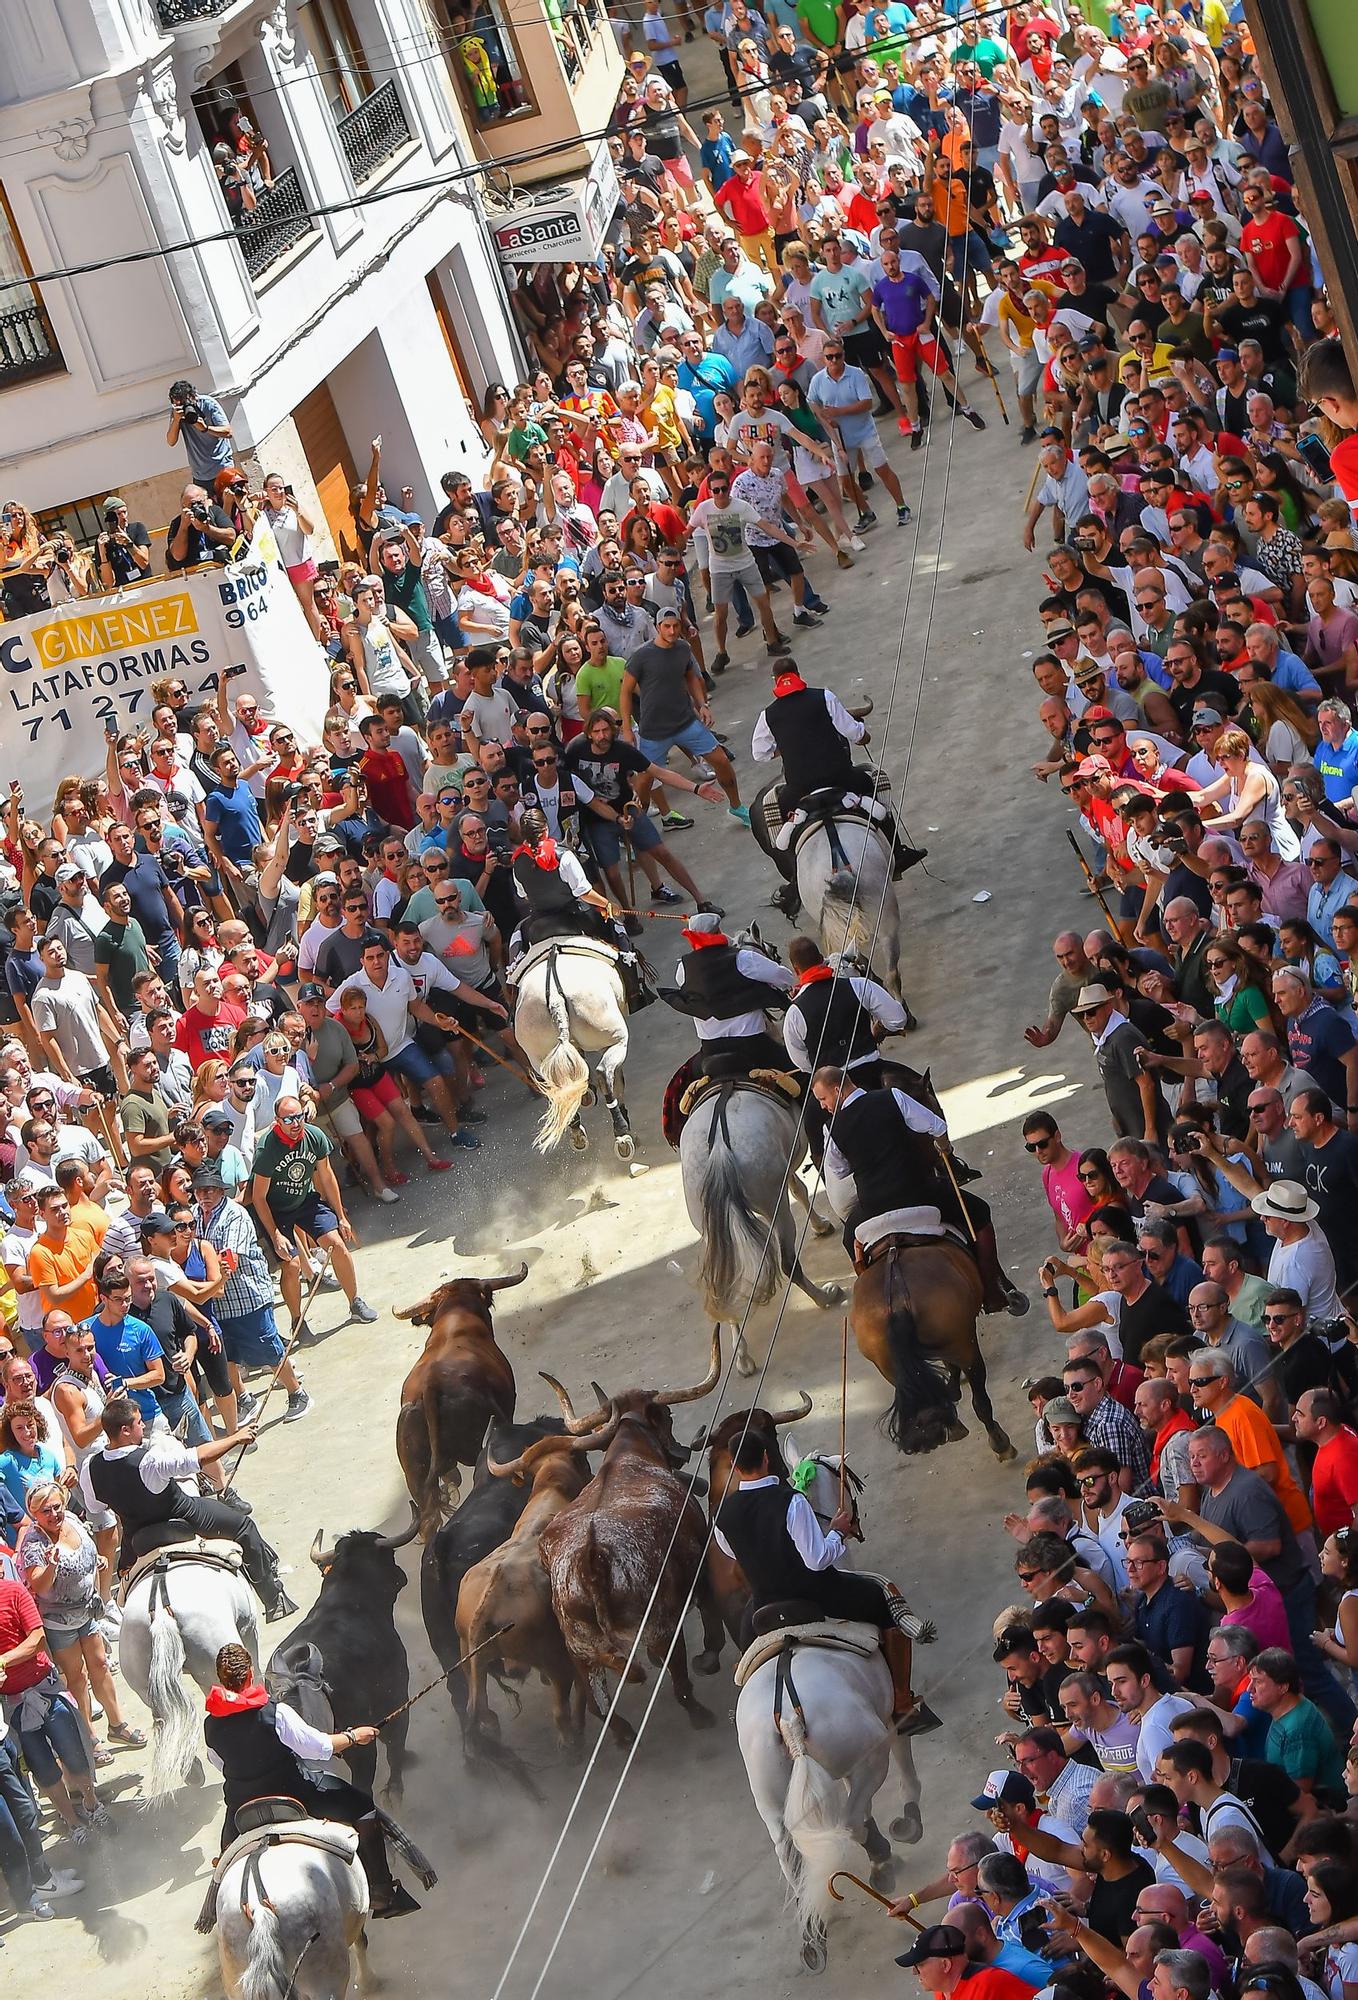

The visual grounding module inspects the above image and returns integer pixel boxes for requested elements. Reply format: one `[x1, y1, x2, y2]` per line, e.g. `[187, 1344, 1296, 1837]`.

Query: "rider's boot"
[357, 1815, 421, 1919]
[974, 1221, 1030, 1317]
[881, 1629, 942, 1734]
[619, 952, 654, 1013]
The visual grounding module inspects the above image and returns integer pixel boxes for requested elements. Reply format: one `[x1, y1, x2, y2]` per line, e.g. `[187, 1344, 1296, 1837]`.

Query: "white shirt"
[784, 973, 907, 1071]
[823, 1084, 947, 1193]
[711, 1474, 846, 1569]
[996, 1812, 1082, 1895]
[1, 1224, 42, 1333]
[672, 945, 794, 1040]
[80, 1432, 198, 1515]
[529, 771, 596, 843]
[298, 914, 342, 976]
[326, 961, 420, 1059]
[751, 685, 867, 765]
[1134, 1690, 1196, 1780]
[1267, 1225, 1342, 1321]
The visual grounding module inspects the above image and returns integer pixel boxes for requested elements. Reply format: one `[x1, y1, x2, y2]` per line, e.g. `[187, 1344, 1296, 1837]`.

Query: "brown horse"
[851, 1238, 1016, 1461]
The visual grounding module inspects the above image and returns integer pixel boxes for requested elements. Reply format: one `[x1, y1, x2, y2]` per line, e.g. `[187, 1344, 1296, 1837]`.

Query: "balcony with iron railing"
[336, 79, 413, 185]
[156, 0, 237, 23]
[233, 166, 317, 281]
[0, 300, 64, 389]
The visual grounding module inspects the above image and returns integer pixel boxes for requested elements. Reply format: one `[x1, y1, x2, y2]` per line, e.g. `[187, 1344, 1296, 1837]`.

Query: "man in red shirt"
[1303, 339, 1358, 526]
[1295, 1388, 1358, 1539]
[1240, 186, 1305, 301]
[174, 965, 248, 1069]
[894, 1919, 1042, 2000]
[356, 714, 416, 831]
[713, 153, 777, 277]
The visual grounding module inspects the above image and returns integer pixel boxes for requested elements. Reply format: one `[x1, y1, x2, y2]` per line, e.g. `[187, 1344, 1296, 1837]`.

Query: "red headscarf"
[205, 1680, 270, 1717]
[512, 835, 560, 870]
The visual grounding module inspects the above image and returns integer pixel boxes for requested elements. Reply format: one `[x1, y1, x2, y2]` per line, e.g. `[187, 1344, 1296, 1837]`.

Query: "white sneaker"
[377, 1187, 400, 1204]
[34, 1873, 83, 1900]
[849, 534, 867, 551]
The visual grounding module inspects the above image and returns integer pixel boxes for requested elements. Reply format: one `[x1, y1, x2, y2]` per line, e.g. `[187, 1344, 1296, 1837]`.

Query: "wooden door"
[295, 379, 359, 562]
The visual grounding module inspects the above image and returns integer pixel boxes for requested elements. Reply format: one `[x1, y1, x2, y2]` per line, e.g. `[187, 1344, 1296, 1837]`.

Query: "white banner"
[0, 518, 331, 819]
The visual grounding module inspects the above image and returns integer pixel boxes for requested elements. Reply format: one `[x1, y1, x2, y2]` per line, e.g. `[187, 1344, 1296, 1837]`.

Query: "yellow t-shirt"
[644, 383, 684, 452]
[1118, 341, 1175, 386]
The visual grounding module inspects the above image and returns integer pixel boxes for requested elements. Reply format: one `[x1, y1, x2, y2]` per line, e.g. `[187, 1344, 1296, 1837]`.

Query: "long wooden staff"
[839, 1315, 849, 1517]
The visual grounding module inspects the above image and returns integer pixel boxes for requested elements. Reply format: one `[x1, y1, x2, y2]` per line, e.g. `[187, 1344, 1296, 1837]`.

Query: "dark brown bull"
[394, 1265, 527, 1538]
[489, 1331, 727, 1742]
[687, 1394, 813, 1643]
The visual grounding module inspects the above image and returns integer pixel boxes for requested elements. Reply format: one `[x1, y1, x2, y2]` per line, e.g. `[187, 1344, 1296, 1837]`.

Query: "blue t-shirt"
[0, 1440, 63, 1513]
[179, 394, 234, 486]
[809, 264, 873, 334]
[678, 352, 737, 440]
[87, 1311, 163, 1419]
[808, 363, 877, 448]
[204, 778, 263, 866]
[700, 133, 736, 185]
[1315, 727, 1358, 803]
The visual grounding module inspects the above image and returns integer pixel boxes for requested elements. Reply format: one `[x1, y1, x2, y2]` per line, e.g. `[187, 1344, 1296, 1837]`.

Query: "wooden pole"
[838, 1314, 849, 1517]
[224, 1253, 330, 1484]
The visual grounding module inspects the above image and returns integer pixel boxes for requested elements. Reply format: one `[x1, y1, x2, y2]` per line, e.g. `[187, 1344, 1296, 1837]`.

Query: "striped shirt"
[197, 1193, 274, 1319]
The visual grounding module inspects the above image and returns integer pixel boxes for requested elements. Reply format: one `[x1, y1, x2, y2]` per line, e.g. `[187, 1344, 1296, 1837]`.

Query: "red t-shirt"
[0, 1576, 53, 1694]
[1240, 212, 1301, 294]
[715, 174, 770, 236]
[620, 503, 687, 547]
[1312, 1427, 1358, 1540]
[358, 748, 416, 830]
[174, 997, 247, 1068]
[1330, 433, 1358, 524]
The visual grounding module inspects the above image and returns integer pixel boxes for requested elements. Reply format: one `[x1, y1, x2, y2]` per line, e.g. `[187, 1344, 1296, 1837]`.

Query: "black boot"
[770, 880, 801, 919]
[891, 838, 929, 878]
[974, 1221, 1029, 1317]
[357, 1815, 420, 1919]
[621, 956, 654, 1013]
[265, 1582, 299, 1622]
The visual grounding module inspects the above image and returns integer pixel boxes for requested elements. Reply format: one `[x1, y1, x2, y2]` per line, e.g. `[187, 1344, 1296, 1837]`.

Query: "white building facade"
[0, 0, 622, 561]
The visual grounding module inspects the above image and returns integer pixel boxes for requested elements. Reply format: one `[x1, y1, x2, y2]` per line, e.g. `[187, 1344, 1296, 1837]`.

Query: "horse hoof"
[863, 1818, 891, 1865]
[186, 1758, 205, 1788]
[801, 1924, 828, 1975]
[810, 1214, 834, 1238]
[581, 1088, 596, 1109]
[822, 1283, 847, 1306]
[989, 1432, 1017, 1462]
[890, 1804, 923, 1845]
[614, 1133, 635, 1161]
[871, 1856, 903, 1896]
[735, 1346, 758, 1378]
[943, 1420, 969, 1443]
[693, 1649, 722, 1677]
[569, 1125, 589, 1151]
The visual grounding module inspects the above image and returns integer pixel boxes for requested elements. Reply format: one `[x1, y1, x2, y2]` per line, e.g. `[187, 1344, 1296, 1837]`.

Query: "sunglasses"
[1024, 1138, 1052, 1153]
[1187, 1375, 1216, 1388]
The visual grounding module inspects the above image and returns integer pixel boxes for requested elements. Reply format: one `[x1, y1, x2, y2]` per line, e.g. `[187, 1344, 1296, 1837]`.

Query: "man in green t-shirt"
[249, 1095, 379, 1332]
[1251, 1649, 1347, 1801]
[94, 882, 149, 1023]
[575, 627, 627, 721]
[118, 1045, 174, 1171]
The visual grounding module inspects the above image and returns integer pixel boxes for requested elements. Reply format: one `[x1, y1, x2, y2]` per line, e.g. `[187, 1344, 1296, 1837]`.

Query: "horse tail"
[777, 1708, 859, 1934]
[819, 862, 873, 964]
[881, 1255, 956, 1456]
[238, 1897, 289, 2000]
[145, 1599, 200, 1801]
[696, 1101, 778, 1317]
[534, 968, 590, 1152]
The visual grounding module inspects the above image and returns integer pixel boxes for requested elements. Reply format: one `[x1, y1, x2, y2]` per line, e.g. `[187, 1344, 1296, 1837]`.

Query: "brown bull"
[456, 1447, 593, 1752]
[689, 1394, 813, 1643]
[490, 1332, 727, 1743]
[394, 1265, 527, 1538]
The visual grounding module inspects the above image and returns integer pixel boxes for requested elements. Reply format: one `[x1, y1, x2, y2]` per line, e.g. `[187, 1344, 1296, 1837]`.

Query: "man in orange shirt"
[27, 1184, 102, 1323]
[1189, 1347, 1313, 1543]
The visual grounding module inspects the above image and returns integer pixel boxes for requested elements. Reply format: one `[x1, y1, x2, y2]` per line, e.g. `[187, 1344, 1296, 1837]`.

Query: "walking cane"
[433, 1013, 543, 1097]
[224, 1252, 331, 1485]
[977, 354, 1010, 425]
[1064, 829, 1120, 934]
[623, 823, 639, 918]
[935, 1144, 978, 1245]
[828, 1872, 923, 1925]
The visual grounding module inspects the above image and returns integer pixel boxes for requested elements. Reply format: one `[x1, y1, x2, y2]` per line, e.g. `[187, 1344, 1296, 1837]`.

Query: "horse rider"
[750, 658, 926, 917]
[83, 1396, 298, 1622]
[712, 1428, 939, 1732]
[204, 1641, 419, 1919]
[507, 806, 651, 1010]
[660, 910, 795, 1077]
[783, 937, 917, 1157]
[810, 1067, 1029, 1317]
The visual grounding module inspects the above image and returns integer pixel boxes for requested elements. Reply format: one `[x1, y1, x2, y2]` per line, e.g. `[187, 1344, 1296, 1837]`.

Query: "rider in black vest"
[509, 808, 651, 1010]
[204, 1642, 418, 1918]
[659, 912, 794, 1075]
[750, 662, 926, 915]
[782, 938, 919, 1154]
[713, 1433, 938, 1730]
[811, 1069, 1029, 1316]
[87, 1397, 298, 1621]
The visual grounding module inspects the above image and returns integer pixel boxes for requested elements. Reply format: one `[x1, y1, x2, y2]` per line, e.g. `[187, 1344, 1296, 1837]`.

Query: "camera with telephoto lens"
[103, 505, 121, 526]
[486, 826, 511, 861]
[190, 501, 210, 525]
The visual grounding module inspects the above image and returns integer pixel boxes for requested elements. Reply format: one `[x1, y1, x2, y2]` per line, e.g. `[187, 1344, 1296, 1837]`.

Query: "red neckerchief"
[686, 929, 729, 950]
[1008, 1807, 1036, 1865]
[794, 963, 835, 991]
[458, 571, 501, 597]
[272, 1119, 302, 1148]
[206, 1681, 270, 1717]
[773, 671, 807, 698]
[512, 836, 559, 870]
[1150, 1407, 1195, 1481]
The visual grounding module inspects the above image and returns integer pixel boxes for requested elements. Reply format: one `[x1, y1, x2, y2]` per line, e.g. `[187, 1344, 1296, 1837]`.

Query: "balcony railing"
[156, 0, 235, 23]
[234, 166, 316, 280]
[336, 79, 412, 184]
[0, 300, 64, 388]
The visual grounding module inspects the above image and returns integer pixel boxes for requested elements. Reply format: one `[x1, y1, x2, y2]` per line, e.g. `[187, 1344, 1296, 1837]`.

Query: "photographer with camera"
[43, 531, 93, 605]
[166, 379, 234, 486]
[94, 497, 150, 591]
[166, 484, 235, 573]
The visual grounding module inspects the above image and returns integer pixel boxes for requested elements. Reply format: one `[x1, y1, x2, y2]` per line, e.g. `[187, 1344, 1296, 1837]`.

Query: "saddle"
[854, 1206, 968, 1263]
[196, 1810, 360, 1935]
[734, 1618, 879, 1688]
[509, 935, 620, 986]
[663, 1065, 800, 1148]
[787, 789, 889, 864]
[119, 1537, 243, 1605]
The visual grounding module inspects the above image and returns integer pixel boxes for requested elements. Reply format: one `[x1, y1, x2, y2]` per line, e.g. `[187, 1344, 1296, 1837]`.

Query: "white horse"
[795, 819, 904, 999]
[513, 942, 635, 1158]
[680, 1083, 845, 1376]
[119, 1554, 258, 1800]
[217, 1832, 372, 2000]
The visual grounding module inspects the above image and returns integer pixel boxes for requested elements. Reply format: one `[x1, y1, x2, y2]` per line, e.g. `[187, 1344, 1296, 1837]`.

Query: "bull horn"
[654, 1325, 723, 1408]
[309, 1528, 332, 1569]
[376, 1501, 421, 1552]
[488, 1430, 589, 1481]
[482, 1262, 529, 1295]
[767, 1391, 814, 1427]
[540, 1369, 610, 1435]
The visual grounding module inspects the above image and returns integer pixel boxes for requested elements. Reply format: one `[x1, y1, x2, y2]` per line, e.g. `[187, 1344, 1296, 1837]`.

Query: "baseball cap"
[311, 870, 339, 888]
[55, 863, 85, 884]
[297, 982, 327, 1003]
[969, 1768, 1037, 1811]
[1191, 705, 1225, 727]
[1214, 347, 1240, 363]
[139, 1210, 177, 1238]
[1076, 755, 1112, 779]
[896, 1925, 967, 1970]
[200, 1109, 234, 1132]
